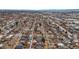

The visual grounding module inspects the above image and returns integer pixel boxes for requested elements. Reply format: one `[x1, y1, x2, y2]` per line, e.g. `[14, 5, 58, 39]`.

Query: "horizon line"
[0, 9, 79, 11]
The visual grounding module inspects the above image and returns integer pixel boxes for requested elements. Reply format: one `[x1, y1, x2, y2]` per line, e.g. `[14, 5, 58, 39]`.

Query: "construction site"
[0, 10, 79, 49]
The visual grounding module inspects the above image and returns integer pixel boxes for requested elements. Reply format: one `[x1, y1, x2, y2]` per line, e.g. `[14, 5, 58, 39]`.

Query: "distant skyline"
[0, 0, 79, 10]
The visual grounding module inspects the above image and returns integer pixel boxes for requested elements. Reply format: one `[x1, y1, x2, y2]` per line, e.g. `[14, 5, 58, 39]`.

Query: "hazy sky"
[0, 0, 79, 10]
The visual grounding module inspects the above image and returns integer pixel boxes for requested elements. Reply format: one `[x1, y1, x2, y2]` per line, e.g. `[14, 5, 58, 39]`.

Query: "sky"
[0, 0, 79, 10]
